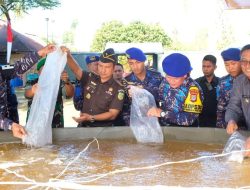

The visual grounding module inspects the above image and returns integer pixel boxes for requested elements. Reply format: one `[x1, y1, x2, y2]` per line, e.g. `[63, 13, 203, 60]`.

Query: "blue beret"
[162, 53, 192, 77]
[125, 47, 146, 62]
[85, 55, 99, 64]
[221, 48, 240, 61]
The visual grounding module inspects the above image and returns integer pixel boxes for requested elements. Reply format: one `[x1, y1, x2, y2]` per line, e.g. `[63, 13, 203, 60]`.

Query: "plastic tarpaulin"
[223, 131, 246, 163]
[130, 86, 164, 143]
[23, 47, 67, 147]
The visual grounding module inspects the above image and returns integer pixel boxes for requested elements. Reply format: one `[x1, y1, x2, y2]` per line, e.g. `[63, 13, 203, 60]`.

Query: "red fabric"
[7, 21, 13, 42]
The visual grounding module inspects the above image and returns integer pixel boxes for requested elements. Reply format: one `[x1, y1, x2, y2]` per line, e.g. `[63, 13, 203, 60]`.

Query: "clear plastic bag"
[130, 86, 164, 143]
[23, 47, 67, 147]
[223, 131, 246, 163]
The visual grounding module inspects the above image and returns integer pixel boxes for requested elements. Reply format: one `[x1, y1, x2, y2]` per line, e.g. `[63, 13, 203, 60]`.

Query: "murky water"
[0, 139, 249, 189]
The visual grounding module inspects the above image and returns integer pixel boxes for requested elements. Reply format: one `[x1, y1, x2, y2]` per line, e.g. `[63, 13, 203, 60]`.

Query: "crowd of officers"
[0, 44, 250, 155]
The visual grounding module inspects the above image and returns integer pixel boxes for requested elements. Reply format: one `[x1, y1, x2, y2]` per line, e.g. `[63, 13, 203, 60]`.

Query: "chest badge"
[86, 93, 91, 99]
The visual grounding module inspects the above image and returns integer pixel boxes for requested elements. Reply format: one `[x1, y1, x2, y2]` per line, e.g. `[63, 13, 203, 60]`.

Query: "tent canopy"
[0, 22, 44, 53]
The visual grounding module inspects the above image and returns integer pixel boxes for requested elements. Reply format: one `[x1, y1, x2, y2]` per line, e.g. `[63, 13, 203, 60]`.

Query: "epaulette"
[121, 78, 129, 89]
[147, 67, 158, 72]
[89, 72, 100, 80]
[121, 78, 131, 99]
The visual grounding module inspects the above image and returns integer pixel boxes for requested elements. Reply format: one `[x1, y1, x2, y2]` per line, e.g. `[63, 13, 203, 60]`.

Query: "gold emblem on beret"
[126, 53, 130, 58]
[86, 93, 91, 99]
[90, 56, 96, 61]
[102, 53, 115, 62]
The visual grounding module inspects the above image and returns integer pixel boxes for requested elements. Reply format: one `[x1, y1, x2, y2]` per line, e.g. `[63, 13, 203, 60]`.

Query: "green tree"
[0, 0, 60, 21]
[91, 20, 124, 52]
[91, 20, 172, 52]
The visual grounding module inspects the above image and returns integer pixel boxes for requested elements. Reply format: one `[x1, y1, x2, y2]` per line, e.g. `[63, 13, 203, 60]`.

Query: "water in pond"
[0, 139, 249, 189]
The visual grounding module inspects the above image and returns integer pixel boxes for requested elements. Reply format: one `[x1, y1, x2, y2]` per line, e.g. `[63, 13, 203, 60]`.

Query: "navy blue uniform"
[0, 52, 40, 130]
[159, 77, 203, 126]
[122, 69, 163, 125]
[216, 74, 233, 128]
[73, 80, 83, 111]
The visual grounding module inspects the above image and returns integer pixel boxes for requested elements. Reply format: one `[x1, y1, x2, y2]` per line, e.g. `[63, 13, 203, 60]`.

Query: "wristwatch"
[8, 124, 12, 130]
[90, 115, 95, 123]
[160, 111, 167, 118]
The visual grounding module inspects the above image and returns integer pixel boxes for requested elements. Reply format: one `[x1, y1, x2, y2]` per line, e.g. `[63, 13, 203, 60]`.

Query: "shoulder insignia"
[183, 86, 203, 113]
[118, 89, 125, 101]
[147, 67, 156, 71]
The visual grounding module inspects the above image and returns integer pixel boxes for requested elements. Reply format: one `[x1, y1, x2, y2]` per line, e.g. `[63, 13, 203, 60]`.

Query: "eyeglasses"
[240, 59, 250, 67]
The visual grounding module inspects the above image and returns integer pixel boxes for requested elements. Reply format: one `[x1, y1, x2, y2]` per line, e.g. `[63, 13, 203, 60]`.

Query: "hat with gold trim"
[100, 48, 117, 64]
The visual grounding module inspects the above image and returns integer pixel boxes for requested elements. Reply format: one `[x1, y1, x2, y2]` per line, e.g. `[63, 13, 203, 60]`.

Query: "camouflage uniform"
[122, 69, 163, 125]
[7, 81, 19, 124]
[159, 77, 203, 126]
[25, 78, 65, 128]
[216, 74, 234, 128]
[0, 52, 40, 131]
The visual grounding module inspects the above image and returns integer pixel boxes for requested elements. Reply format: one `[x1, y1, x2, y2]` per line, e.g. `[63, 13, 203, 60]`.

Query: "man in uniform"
[196, 55, 219, 127]
[122, 47, 163, 125]
[62, 47, 125, 127]
[0, 44, 55, 138]
[147, 53, 203, 126]
[113, 63, 124, 83]
[73, 55, 99, 111]
[225, 44, 250, 157]
[217, 48, 242, 128]
[86, 55, 99, 74]
[113, 63, 125, 126]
